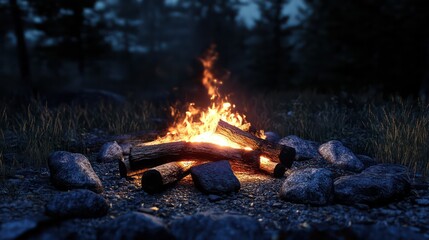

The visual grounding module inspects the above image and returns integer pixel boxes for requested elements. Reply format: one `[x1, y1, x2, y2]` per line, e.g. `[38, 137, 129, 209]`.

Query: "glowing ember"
[148, 46, 265, 159]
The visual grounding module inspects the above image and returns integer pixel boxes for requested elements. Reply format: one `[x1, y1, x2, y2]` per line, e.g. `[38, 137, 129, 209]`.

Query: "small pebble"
[415, 198, 429, 206]
[208, 194, 223, 202]
[138, 207, 159, 214]
[272, 202, 282, 208]
[354, 203, 370, 210]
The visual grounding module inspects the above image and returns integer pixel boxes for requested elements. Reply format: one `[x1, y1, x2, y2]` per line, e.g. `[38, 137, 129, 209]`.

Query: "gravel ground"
[1, 155, 429, 239]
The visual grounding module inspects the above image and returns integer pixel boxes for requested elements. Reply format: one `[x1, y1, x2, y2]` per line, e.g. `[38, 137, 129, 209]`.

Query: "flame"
[149, 46, 264, 153]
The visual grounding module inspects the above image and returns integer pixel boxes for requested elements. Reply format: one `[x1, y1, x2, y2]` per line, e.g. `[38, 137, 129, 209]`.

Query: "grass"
[1, 93, 428, 178]
[242, 92, 429, 175]
[365, 100, 429, 174]
[0, 99, 160, 177]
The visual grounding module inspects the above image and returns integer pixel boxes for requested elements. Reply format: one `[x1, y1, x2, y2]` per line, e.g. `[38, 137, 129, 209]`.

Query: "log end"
[279, 146, 296, 168]
[141, 170, 164, 193]
[118, 158, 129, 178]
[273, 164, 286, 178]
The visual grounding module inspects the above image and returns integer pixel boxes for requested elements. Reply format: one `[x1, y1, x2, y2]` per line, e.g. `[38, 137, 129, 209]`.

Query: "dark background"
[1, 0, 429, 100]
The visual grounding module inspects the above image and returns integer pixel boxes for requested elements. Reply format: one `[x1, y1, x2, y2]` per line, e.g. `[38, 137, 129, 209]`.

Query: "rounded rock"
[48, 151, 103, 193]
[45, 189, 109, 218]
[97, 212, 173, 240]
[279, 168, 333, 205]
[170, 211, 264, 240]
[279, 135, 321, 161]
[318, 140, 364, 172]
[97, 141, 123, 163]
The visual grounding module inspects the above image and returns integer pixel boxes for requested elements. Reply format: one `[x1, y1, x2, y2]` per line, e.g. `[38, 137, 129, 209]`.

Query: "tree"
[249, 0, 294, 89]
[107, 0, 142, 84]
[30, 0, 108, 88]
[298, 0, 429, 96]
[8, 0, 32, 92]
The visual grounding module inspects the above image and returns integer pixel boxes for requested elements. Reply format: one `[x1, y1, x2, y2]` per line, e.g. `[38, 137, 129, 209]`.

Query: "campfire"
[118, 46, 296, 193]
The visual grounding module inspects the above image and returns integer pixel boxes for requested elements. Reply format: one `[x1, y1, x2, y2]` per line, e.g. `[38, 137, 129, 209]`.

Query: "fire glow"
[149, 46, 264, 151]
[119, 52, 294, 182]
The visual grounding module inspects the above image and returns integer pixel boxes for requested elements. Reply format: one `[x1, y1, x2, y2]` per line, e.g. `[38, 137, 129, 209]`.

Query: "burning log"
[215, 120, 295, 167]
[129, 141, 260, 169]
[141, 160, 198, 193]
[258, 157, 286, 178]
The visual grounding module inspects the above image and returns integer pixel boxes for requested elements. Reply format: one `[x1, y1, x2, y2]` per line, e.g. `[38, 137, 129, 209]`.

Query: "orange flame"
[149, 46, 262, 150]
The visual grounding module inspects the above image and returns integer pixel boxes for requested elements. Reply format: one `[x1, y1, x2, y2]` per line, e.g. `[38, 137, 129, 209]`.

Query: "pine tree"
[298, 0, 429, 96]
[30, 0, 108, 87]
[249, 0, 294, 89]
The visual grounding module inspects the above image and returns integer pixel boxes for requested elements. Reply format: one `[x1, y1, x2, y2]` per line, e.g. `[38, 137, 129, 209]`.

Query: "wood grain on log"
[129, 141, 261, 169]
[259, 158, 286, 178]
[215, 120, 295, 167]
[141, 160, 198, 193]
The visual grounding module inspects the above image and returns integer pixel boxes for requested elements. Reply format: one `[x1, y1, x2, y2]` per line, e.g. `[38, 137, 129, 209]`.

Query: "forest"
[1, 0, 429, 98]
[2, 1, 429, 239]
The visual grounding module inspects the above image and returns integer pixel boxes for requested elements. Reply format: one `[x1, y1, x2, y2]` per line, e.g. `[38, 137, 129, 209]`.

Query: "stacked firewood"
[119, 120, 296, 193]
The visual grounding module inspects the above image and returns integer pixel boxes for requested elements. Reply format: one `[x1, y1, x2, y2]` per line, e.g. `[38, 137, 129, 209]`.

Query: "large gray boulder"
[191, 161, 240, 194]
[170, 211, 264, 240]
[97, 141, 123, 163]
[45, 189, 109, 218]
[97, 212, 173, 240]
[0, 218, 43, 240]
[279, 135, 321, 161]
[318, 140, 364, 172]
[279, 168, 333, 205]
[363, 163, 409, 177]
[281, 224, 426, 240]
[48, 151, 103, 193]
[334, 164, 411, 205]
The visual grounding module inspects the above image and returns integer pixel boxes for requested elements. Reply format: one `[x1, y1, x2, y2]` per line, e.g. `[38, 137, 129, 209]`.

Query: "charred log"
[215, 120, 295, 167]
[258, 158, 286, 178]
[141, 161, 198, 193]
[129, 141, 261, 169]
[118, 156, 147, 178]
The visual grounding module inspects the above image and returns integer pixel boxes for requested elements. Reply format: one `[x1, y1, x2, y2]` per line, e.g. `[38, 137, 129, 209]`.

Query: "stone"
[356, 154, 378, 168]
[264, 131, 281, 143]
[48, 151, 103, 193]
[0, 218, 43, 240]
[0, 217, 76, 239]
[97, 141, 123, 163]
[45, 189, 109, 218]
[279, 168, 333, 205]
[279, 135, 321, 161]
[410, 176, 429, 190]
[281, 224, 426, 240]
[97, 212, 173, 240]
[334, 165, 411, 205]
[208, 194, 223, 202]
[318, 140, 364, 172]
[191, 161, 240, 194]
[415, 198, 429, 206]
[363, 164, 410, 178]
[119, 142, 133, 155]
[170, 211, 264, 240]
[351, 224, 426, 240]
[138, 207, 159, 215]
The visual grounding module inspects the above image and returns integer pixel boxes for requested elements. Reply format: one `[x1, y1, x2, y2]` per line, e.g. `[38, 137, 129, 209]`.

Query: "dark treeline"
[1, 0, 429, 98]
